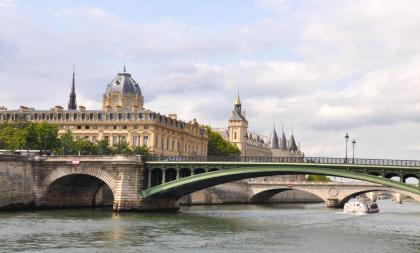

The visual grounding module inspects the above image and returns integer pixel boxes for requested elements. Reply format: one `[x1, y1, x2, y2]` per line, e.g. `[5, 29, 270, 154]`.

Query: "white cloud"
[2, 1, 420, 159]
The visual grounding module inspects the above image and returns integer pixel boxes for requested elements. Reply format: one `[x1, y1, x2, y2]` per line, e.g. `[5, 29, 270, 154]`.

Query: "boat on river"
[343, 198, 379, 214]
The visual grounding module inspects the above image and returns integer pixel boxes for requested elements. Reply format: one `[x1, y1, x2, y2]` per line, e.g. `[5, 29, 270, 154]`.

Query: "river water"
[0, 201, 419, 253]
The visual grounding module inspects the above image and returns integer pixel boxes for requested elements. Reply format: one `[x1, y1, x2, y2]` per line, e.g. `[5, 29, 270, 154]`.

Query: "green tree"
[306, 175, 331, 182]
[113, 140, 133, 154]
[54, 130, 75, 155]
[23, 123, 40, 154]
[74, 139, 98, 155]
[37, 122, 59, 152]
[0, 124, 25, 151]
[205, 126, 241, 156]
[132, 145, 151, 158]
[97, 139, 114, 155]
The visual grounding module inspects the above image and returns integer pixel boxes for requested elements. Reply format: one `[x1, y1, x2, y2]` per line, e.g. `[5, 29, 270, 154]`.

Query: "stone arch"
[249, 188, 324, 203]
[41, 168, 117, 208]
[338, 188, 420, 207]
[43, 167, 117, 195]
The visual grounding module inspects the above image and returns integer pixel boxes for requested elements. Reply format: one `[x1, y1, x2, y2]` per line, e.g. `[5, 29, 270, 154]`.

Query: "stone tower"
[227, 93, 248, 154]
[67, 69, 77, 110]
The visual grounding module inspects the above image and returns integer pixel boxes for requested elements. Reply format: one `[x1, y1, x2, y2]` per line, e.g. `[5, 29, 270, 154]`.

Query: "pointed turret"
[234, 90, 241, 112]
[68, 68, 77, 110]
[270, 124, 279, 149]
[280, 127, 287, 151]
[289, 134, 298, 152]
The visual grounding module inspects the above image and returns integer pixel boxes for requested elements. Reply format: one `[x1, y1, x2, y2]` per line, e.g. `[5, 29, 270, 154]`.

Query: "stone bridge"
[0, 155, 420, 211]
[246, 181, 420, 207]
[0, 155, 149, 211]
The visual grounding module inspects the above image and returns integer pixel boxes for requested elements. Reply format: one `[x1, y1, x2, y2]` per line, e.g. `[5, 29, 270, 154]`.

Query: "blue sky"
[2, 0, 420, 159]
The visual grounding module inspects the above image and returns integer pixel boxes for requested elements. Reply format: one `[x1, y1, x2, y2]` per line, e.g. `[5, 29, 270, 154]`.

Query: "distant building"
[215, 93, 303, 158]
[0, 67, 208, 156]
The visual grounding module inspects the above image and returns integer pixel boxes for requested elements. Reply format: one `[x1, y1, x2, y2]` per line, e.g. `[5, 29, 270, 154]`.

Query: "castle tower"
[227, 93, 248, 154]
[67, 69, 77, 110]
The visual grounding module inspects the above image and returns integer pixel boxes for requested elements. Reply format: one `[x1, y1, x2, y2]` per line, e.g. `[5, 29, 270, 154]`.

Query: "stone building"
[0, 68, 208, 156]
[215, 94, 303, 158]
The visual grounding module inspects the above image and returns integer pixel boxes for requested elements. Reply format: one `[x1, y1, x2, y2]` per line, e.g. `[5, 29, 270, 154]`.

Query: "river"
[0, 200, 419, 253]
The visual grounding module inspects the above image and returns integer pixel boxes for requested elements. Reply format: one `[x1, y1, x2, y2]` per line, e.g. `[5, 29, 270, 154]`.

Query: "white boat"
[343, 198, 379, 214]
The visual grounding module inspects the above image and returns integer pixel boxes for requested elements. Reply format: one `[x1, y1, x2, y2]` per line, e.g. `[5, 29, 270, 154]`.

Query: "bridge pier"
[326, 198, 342, 208]
[395, 193, 403, 204]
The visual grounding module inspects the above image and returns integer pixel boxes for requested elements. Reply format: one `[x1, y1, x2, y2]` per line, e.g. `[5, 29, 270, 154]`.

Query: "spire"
[234, 89, 241, 112]
[68, 67, 77, 110]
[123, 65, 126, 72]
[270, 123, 279, 149]
[289, 133, 298, 152]
[280, 125, 287, 151]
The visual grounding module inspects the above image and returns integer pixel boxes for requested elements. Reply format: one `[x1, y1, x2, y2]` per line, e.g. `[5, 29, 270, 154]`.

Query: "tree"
[306, 175, 331, 182]
[74, 139, 98, 155]
[23, 123, 40, 154]
[132, 145, 151, 158]
[58, 130, 75, 155]
[205, 126, 241, 156]
[113, 140, 133, 154]
[37, 122, 59, 152]
[97, 139, 114, 155]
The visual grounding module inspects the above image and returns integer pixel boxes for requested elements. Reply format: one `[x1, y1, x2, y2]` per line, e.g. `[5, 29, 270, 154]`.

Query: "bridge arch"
[42, 168, 117, 208]
[249, 188, 323, 203]
[338, 188, 420, 207]
[142, 165, 420, 200]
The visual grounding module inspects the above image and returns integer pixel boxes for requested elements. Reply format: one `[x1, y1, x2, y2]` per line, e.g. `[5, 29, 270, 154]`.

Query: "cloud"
[2, 1, 420, 159]
[0, 0, 16, 8]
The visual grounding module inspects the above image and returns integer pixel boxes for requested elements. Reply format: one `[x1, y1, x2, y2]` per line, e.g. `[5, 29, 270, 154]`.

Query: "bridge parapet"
[146, 155, 420, 167]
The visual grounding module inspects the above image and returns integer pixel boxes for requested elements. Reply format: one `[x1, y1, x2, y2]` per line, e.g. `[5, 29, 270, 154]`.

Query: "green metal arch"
[141, 166, 420, 199]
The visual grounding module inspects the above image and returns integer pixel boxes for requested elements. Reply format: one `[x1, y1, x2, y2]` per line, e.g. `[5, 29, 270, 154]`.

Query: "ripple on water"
[0, 201, 419, 253]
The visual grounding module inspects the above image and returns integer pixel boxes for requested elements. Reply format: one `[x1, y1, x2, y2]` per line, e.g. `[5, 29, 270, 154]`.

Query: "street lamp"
[244, 133, 248, 160]
[352, 139, 356, 164]
[345, 133, 349, 163]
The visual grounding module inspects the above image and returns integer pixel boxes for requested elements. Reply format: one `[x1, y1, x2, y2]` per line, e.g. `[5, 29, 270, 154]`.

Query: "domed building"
[0, 68, 208, 156]
[103, 68, 144, 111]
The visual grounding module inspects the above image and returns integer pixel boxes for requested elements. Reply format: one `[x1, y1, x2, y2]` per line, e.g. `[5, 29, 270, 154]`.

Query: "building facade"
[0, 68, 208, 156]
[216, 94, 304, 158]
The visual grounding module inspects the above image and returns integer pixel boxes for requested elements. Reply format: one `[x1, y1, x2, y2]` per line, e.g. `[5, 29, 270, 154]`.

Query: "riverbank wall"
[0, 158, 34, 209]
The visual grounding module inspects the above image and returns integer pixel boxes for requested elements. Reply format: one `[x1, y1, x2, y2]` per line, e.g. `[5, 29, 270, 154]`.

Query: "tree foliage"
[0, 122, 59, 152]
[205, 126, 241, 156]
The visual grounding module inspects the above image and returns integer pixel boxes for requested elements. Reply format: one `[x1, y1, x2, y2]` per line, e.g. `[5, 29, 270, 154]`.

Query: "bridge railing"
[144, 155, 420, 167]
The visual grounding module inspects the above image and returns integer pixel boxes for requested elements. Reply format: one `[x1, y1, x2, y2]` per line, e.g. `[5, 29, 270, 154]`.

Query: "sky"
[1, 0, 420, 159]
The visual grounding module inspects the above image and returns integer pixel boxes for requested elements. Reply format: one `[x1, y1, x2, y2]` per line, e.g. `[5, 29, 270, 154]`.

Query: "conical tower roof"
[289, 134, 298, 152]
[280, 128, 288, 151]
[270, 124, 279, 149]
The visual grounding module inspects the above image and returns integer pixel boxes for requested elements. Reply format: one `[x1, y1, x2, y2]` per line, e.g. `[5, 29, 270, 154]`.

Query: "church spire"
[234, 89, 241, 112]
[68, 67, 77, 110]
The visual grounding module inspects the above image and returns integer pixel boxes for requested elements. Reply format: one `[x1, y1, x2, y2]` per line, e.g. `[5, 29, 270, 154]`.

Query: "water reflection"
[0, 201, 418, 253]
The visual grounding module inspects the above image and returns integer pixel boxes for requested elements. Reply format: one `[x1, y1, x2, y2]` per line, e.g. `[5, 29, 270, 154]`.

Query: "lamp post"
[352, 139, 356, 164]
[345, 133, 349, 163]
[244, 133, 248, 161]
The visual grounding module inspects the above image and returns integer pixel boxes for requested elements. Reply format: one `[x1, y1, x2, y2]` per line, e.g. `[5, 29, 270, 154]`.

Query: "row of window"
[65, 125, 149, 130]
[0, 112, 186, 129]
